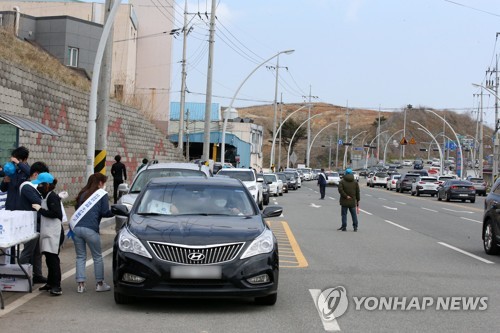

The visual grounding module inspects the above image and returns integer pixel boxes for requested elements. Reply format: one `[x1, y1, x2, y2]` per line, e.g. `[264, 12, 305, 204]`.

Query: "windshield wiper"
[137, 212, 163, 216]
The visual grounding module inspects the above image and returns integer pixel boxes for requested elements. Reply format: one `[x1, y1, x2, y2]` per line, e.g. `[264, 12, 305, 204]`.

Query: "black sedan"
[483, 178, 500, 255]
[111, 177, 283, 305]
[437, 179, 476, 203]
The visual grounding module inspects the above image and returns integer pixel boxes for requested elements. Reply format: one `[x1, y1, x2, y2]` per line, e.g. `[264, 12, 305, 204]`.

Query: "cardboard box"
[0, 264, 32, 292]
[0, 247, 10, 265]
[0, 211, 36, 245]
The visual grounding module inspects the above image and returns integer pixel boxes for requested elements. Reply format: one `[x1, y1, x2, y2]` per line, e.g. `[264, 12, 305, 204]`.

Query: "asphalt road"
[1, 177, 498, 332]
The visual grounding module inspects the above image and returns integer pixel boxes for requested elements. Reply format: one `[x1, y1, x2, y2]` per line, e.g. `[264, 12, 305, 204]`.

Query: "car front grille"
[148, 241, 245, 264]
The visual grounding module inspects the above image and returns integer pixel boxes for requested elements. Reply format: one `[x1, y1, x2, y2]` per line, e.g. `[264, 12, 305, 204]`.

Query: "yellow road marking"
[268, 221, 308, 268]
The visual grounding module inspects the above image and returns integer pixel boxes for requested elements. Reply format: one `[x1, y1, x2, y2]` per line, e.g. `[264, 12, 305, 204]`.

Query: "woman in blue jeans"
[71, 173, 114, 293]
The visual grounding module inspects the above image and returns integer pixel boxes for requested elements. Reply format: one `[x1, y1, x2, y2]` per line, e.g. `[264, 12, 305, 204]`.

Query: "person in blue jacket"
[72, 173, 114, 293]
[1, 146, 30, 210]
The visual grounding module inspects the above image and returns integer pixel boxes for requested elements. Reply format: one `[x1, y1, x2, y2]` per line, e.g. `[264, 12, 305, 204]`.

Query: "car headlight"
[118, 227, 152, 258]
[240, 229, 274, 259]
[247, 185, 257, 191]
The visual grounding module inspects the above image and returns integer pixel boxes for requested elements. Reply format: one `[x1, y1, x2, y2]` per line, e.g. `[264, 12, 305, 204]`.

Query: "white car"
[263, 173, 283, 196]
[325, 171, 341, 186]
[402, 160, 413, 167]
[410, 176, 439, 196]
[369, 172, 389, 188]
[351, 171, 360, 182]
[217, 168, 264, 209]
[386, 174, 401, 191]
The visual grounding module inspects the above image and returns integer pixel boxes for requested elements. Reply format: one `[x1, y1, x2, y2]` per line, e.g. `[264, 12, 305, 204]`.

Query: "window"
[68, 47, 79, 67]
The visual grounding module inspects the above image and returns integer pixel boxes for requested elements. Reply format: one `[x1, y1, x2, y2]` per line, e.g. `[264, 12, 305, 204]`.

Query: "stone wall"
[0, 58, 184, 199]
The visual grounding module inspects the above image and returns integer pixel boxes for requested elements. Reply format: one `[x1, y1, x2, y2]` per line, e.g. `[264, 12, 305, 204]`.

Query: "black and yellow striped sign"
[94, 150, 107, 175]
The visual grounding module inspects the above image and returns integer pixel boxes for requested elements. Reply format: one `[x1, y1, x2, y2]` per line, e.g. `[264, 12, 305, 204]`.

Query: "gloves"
[32, 204, 42, 211]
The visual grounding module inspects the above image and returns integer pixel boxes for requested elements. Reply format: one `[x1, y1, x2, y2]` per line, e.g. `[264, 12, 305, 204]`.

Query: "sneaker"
[77, 283, 86, 293]
[96, 281, 111, 292]
[50, 287, 63, 296]
[38, 284, 51, 291]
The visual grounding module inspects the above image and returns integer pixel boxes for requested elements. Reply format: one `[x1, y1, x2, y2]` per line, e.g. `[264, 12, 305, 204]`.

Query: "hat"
[32, 172, 54, 185]
[3, 162, 16, 177]
[345, 168, 353, 174]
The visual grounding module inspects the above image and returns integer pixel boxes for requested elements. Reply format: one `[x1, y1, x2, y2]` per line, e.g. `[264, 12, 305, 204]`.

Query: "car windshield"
[263, 175, 276, 183]
[469, 178, 484, 183]
[130, 169, 207, 193]
[136, 185, 255, 217]
[217, 170, 255, 181]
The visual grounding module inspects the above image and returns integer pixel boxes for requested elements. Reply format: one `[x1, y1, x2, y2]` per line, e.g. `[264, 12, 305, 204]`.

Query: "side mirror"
[262, 206, 283, 218]
[111, 204, 129, 216]
[118, 183, 129, 195]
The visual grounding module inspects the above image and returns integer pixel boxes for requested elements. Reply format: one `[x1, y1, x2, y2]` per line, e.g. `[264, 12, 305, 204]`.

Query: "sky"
[163, 0, 500, 127]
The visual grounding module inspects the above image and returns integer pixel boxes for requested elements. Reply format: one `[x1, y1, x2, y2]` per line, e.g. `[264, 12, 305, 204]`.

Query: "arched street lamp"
[383, 129, 404, 164]
[307, 122, 338, 167]
[343, 131, 367, 169]
[411, 120, 444, 174]
[364, 130, 388, 168]
[220, 49, 295, 165]
[286, 113, 325, 168]
[270, 104, 311, 168]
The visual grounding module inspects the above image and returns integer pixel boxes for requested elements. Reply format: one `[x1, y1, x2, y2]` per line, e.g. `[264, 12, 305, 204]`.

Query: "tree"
[267, 118, 307, 154]
[372, 116, 387, 128]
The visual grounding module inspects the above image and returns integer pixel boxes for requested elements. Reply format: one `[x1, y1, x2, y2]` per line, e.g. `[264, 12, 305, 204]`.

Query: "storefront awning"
[0, 113, 60, 136]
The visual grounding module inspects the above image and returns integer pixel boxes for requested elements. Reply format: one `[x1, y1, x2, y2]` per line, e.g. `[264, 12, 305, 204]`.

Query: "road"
[1, 176, 498, 332]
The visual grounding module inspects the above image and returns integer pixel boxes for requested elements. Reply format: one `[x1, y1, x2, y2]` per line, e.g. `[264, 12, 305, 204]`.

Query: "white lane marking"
[365, 194, 373, 197]
[460, 217, 482, 224]
[311, 203, 321, 208]
[359, 209, 372, 215]
[383, 206, 398, 210]
[328, 196, 336, 200]
[384, 220, 410, 230]
[421, 207, 438, 213]
[395, 201, 407, 205]
[438, 242, 494, 264]
[378, 197, 387, 201]
[441, 208, 473, 214]
[309, 289, 341, 331]
[0, 247, 114, 317]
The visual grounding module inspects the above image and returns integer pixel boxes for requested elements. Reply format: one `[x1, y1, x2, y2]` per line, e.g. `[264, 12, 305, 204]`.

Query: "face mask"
[214, 199, 227, 207]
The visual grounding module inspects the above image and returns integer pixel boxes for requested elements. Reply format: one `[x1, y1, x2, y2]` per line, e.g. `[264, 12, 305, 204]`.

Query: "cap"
[345, 168, 353, 174]
[32, 172, 54, 185]
[3, 162, 16, 177]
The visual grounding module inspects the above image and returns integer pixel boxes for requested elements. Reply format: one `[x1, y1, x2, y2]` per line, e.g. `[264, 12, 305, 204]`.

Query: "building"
[0, 0, 173, 131]
[169, 102, 264, 169]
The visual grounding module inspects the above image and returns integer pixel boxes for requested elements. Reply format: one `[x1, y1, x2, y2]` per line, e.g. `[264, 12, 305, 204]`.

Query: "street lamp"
[270, 104, 310, 168]
[364, 130, 388, 169]
[383, 129, 404, 164]
[343, 131, 367, 169]
[307, 122, 338, 167]
[286, 113, 325, 168]
[411, 120, 444, 174]
[220, 49, 295, 165]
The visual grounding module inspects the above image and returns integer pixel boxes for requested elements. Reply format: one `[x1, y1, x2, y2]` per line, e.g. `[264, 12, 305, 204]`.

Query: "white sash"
[69, 189, 107, 229]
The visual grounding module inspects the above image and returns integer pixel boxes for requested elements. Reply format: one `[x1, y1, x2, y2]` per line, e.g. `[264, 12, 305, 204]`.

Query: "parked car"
[116, 162, 211, 231]
[358, 168, 368, 177]
[396, 173, 420, 193]
[412, 169, 429, 177]
[256, 173, 270, 205]
[437, 179, 476, 203]
[402, 160, 413, 167]
[386, 174, 401, 191]
[369, 172, 389, 188]
[217, 168, 264, 209]
[482, 178, 500, 254]
[437, 175, 456, 185]
[325, 171, 341, 186]
[410, 176, 439, 197]
[263, 173, 283, 197]
[468, 177, 487, 196]
[351, 171, 360, 182]
[111, 177, 283, 305]
[285, 169, 302, 188]
[413, 162, 424, 170]
[276, 173, 289, 193]
[283, 171, 299, 190]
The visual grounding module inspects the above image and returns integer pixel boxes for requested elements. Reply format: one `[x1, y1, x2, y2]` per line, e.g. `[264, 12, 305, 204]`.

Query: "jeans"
[319, 185, 326, 199]
[73, 227, 104, 283]
[341, 206, 358, 229]
[113, 179, 124, 204]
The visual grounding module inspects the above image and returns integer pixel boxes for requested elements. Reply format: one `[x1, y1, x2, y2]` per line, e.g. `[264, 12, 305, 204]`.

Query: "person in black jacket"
[111, 155, 127, 204]
[317, 168, 328, 199]
[18, 161, 50, 283]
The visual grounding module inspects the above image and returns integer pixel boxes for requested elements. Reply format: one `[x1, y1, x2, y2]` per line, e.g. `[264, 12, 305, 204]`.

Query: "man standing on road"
[337, 168, 360, 232]
[317, 168, 328, 199]
[111, 155, 127, 204]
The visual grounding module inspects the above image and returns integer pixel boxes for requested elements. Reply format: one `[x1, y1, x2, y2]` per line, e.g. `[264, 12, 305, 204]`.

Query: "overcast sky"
[165, 0, 500, 126]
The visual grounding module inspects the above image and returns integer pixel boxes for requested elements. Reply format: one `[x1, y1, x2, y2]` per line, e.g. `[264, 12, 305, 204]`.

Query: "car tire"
[264, 196, 269, 205]
[416, 190, 420, 197]
[470, 198, 475, 203]
[411, 191, 415, 196]
[258, 196, 264, 210]
[279, 191, 283, 196]
[114, 291, 134, 304]
[445, 192, 450, 202]
[255, 293, 277, 306]
[437, 193, 442, 201]
[484, 220, 500, 255]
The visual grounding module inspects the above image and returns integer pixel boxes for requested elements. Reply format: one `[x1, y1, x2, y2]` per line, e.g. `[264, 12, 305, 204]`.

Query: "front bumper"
[113, 249, 279, 299]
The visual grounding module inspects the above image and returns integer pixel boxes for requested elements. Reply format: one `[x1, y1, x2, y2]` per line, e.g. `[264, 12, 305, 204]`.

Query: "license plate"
[459, 194, 468, 197]
[171, 266, 222, 279]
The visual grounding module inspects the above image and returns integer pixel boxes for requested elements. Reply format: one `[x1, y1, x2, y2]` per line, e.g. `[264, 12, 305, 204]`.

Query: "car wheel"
[437, 193, 442, 201]
[416, 190, 420, 197]
[279, 191, 283, 196]
[114, 291, 134, 304]
[445, 192, 450, 202]
[255, 293, 277, 306]
[470, 198, 475, 203]
[411, 190, 415, 196]
[431, 193, 435, 197]
[264, 196, 269, 205]
[484, 220, 500, 255]
[258, 196, 264, 210]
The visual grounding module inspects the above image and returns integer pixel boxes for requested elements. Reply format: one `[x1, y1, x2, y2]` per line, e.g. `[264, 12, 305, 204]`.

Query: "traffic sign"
[338, 139, 343, 145]
[409, 137, 416, 145]
[400, 137, 408, 145]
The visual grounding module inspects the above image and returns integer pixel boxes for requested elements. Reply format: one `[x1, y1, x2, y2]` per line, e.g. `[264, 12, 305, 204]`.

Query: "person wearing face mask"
[70, 173, 114, 293]
[31, 173, 64, 296]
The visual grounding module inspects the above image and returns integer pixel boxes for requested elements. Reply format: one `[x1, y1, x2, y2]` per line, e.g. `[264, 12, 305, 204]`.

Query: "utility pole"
[487, 55, 499, 181]
[185, 109, 190, 160]
[202, 0, 216, 161]
[303, 86, 318, 167]
[95, 0, 114, 175]
[336, 121, 340, 169]
[479, 91, 484, 178]
[178, 0, 188, 158]
[343, 102, 350, 169]
[377, 105, 381, 162]
[278, 94, 283, 171]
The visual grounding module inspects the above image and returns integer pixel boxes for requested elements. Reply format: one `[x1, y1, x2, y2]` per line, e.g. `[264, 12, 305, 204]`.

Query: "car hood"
[128, 214, 265, 245]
